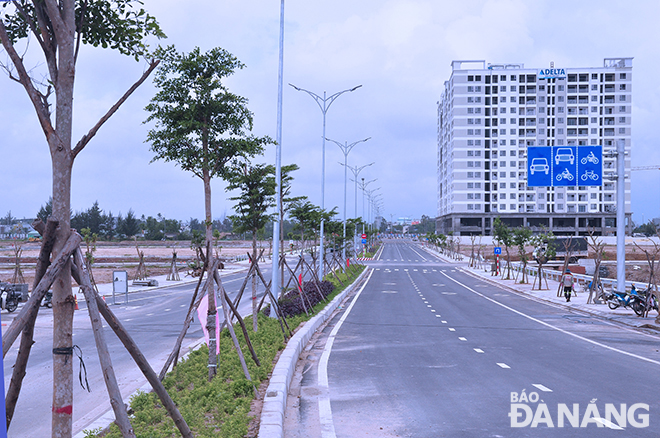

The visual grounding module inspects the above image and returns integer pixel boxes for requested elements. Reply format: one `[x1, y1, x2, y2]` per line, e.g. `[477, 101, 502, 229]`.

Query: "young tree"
[36, 197, 53, 223]
[227, 162, 276, 332]
[0, 2, 164, 433]
[512, 227, 532, 283]
[145, 46, 271, 378]
[289, 200, 323, 256]
[530, 229, 556, 291]
[493, 217, 514, 279]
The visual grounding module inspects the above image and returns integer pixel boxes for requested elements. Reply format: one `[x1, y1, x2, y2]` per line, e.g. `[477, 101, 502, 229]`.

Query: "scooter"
[604, 286, 644, 315]
[0, 285, 22, 313]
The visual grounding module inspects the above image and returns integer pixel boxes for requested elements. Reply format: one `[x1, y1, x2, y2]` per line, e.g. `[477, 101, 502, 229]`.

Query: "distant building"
[437, 58, 632, 236]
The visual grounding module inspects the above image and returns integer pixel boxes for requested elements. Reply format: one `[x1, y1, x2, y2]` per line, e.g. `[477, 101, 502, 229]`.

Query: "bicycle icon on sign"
[556, 168, 574, 181]
[581, 151, 599, 165]
[581, 170, 599, 181]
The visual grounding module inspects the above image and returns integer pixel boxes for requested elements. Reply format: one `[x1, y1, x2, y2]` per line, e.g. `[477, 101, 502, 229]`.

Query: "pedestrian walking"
[562, 269, 575, 302]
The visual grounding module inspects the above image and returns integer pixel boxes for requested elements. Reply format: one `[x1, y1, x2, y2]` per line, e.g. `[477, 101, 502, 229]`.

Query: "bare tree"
[632, 229, 660, 320]
[586, 228, 606, 304]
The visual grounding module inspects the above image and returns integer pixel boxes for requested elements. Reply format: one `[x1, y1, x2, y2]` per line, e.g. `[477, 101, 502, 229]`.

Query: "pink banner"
[197, 294, 221, 354]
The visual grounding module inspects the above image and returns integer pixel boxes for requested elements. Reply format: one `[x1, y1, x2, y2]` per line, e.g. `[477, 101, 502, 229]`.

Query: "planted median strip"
[88, 264, 365, 438]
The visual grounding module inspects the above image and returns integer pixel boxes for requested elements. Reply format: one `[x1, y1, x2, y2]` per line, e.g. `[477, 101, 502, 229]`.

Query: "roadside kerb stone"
[258, 267, 370, 438]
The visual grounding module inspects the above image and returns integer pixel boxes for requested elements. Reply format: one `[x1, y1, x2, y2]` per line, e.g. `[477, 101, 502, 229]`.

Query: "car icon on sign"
[529, 158, 549, 175]
[555, 148, 574, 165]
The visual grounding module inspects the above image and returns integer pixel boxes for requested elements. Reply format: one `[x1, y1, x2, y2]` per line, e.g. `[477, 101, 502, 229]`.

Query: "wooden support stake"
[86, 269, 193, 438]
[2, 232, 82, 357]
[217, 276, 257, 397]
[159, 270, 207, 380]
[212, 270, 260, 366]
[5, 218, 59, 427]
[73, 248, 136, 438]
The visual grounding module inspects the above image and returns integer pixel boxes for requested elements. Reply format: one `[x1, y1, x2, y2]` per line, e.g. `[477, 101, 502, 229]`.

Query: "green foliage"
[3, 1, 165, 61]
[94, 265, 366, 438]
[633, 221, 658, 237]
[226, 163, 276, 237]
[145, 45, 271, 181]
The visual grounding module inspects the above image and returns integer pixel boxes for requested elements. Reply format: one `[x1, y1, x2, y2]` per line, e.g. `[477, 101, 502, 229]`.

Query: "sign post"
[494, 247, 502, 276]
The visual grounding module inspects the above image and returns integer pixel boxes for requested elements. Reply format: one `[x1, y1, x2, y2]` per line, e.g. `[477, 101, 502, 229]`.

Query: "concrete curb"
[257, 267, 371, 438]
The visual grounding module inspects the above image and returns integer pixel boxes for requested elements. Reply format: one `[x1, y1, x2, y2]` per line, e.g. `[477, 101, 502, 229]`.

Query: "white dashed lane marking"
[474, 348, 484, 353]
[458, 337, 467, 341]
[448, 328, 455, 331]
[532, 384, 553, 392]
[497, 363, 511, 369]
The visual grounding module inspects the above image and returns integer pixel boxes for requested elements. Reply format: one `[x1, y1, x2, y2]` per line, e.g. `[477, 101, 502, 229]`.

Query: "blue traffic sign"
[527, 146, 602, 187]
[494, 247, 502, 255]
[361, 238, 367, 244]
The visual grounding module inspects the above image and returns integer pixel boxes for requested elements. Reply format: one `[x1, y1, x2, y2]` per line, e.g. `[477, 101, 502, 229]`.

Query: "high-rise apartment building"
[436, 58, 632, 236]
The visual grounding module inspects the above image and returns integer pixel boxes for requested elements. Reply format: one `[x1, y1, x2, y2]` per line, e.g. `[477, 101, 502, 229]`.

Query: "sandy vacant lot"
[0, 240, 270, 288]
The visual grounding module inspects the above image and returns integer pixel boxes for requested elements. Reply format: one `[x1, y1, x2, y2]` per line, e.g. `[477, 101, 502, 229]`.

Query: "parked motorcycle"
[635, 287, 659, 315]
[604, 286, 645, 316]
[0, 284, 22, 313]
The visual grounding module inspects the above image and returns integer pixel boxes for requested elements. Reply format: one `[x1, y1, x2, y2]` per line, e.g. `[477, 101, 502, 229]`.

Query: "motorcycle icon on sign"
[581, 151, 599, 165]
[556, 168, 574, 181]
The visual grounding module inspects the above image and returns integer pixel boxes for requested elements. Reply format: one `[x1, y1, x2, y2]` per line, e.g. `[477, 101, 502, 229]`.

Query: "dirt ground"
[0, 240, 268, 289]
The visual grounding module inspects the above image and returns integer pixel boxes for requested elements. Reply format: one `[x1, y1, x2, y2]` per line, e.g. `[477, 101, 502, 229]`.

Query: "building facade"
[437, 58, 632, 236]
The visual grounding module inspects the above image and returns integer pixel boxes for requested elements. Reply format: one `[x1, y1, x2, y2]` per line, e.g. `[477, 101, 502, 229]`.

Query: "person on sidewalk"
[562, 269, 575, 302]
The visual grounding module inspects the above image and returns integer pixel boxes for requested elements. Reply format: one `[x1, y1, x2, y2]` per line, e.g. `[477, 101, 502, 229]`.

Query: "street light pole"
[346, 162, 373, 256]
[271, 0, 285, 303]
[326, 137, 370, 263]
[289, 83, 361, 279]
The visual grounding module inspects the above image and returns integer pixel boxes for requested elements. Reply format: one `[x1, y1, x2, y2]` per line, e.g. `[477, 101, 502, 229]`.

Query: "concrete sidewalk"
[420, 245, 660, 332]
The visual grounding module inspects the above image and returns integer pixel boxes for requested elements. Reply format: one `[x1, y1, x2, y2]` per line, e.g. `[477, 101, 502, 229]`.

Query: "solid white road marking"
[318, 269, 374, 438]
[441, 271, 660, 366]
[474, 348, 484, 353]
[497, 363, 510, 369]
[532, 384, 553, 392]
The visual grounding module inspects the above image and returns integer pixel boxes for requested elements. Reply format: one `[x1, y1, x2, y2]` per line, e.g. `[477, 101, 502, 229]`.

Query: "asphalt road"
[2, 259, 294, 437]
[287, 240, 660, 437]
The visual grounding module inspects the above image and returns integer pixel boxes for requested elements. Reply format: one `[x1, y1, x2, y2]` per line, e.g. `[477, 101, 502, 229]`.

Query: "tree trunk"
[252, 232, 258, 333]
[203, 163, 218, 380]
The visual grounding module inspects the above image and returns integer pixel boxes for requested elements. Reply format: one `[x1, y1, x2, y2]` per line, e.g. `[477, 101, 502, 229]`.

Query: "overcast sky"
[1, 0, 659, 225]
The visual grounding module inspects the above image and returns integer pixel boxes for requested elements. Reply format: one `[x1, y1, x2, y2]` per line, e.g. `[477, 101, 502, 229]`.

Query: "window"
[590, 193, 597, 199]
[510, 204, 516, 210]
[619, 95, 626, 102]
[510, 108, 517, 114]
[468, 86, 474, 92]
[467, 182, 474, 188]
[500, 129, 505, 135]
[558, 85, 565, 91]
[592, 73, 598, 80]
[591, 84, 597, 90]
[510, 172, 516, 177]
[467, 204, 474, 210]
[468, 118, 474, 124]
[510, 129, 516, 134]
[468, 75, 474, 82]
[500, 161, 506, 167]
[500, 75, 507, 82]
[619, 117, 626, 123]
[467, 193, 474, 199]
[619, 128, 626, 134]
[557, 204, 564, 211]
[468, 97, 474, 103]
[510, 183, 516, 188]
[509, 193, 515, 200]
[510, 86, 517, 92]
[476, 97, 482, 103]
[500, 118, 506, 125]
[475, 150, 481, 156]
[475, 75, 481, 82]
[510, 160, 516, 167]
[510, 140, 516, 145]
[620, 73, 626, 80]
[557, 128, 564, 134]
[557, 96, 565, 102]
[500, 86, 506, 92]
[557, 107, 564, 113]
[467, 172, 474, 178]
[467, 150, 474, 156]
[578, 205, 586, 213]
[619, 106, 626, 112]
[500, 204, 506, 211]
[591, 106, 598, 113]
[500, 183, 506, 188]
[509, 118, 516, 124]
[501, 107, 507, 114]
[467, 129, 474, 135]
[475, 182, 481, 188]
[500, 171, 506, 177]
[499, 150, 506, 156]
[557, 117, 564, 124]
[619, 84, 626, 90]
[467, 108, 474, 114]
[510, 97, 516, 102]
[510, 151, 516, 156]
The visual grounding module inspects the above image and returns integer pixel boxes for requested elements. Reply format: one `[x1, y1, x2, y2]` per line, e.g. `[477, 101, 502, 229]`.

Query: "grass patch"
[90, 264, 365, 438]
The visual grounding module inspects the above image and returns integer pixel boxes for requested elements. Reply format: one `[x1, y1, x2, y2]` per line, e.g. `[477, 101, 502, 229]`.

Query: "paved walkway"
[421, 245, 660, 332]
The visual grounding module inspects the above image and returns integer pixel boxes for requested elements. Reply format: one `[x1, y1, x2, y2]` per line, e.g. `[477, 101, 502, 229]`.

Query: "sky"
[1, 0, 660, 226]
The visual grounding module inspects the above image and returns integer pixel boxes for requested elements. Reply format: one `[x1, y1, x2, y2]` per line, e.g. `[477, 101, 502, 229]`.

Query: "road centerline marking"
[532, 384, 553, 392]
